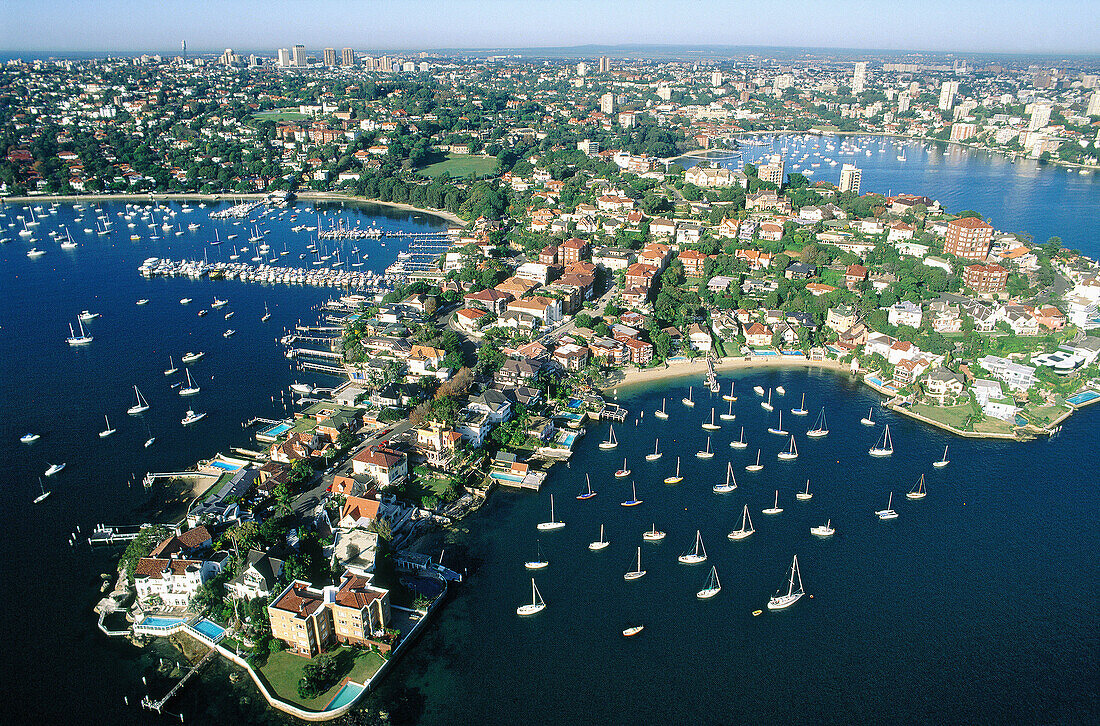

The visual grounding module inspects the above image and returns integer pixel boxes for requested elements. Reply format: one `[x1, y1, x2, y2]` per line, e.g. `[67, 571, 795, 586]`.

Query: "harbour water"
[0, 136, 1098, 724]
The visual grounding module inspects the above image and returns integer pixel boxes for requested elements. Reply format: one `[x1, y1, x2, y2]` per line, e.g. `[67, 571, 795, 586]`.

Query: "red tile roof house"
[845, 264, 868, 290]
[463, 287, 513, 313]
[677, 249, 713, 277]
[455, 307, 488, 333]
[745, 322, 773, 347]
[351, 447, 408, 487]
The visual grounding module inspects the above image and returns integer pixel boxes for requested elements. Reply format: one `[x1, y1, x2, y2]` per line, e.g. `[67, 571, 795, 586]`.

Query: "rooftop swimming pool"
[324, 682, 365, 711]
[191, 618, 226, 642]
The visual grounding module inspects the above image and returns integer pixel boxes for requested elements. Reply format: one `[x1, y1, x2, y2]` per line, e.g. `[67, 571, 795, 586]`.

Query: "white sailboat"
[761, 389, 774, 411]
[261, 302, 272, 322]
[697, 566, 721, 599]
[645, 438, 663, 461]
[589, 525, 610, 551]
[791, 393, 808, 416]
[34, 477, 51, 504]
[775, 386, 786, 395]
[753, 385, 765, 396]
[807, 408, 829, 438]
[860, 407, 876, 426]
[624, 547, 646, 580]
[933, 445, 950, 468]
[127, 385, 150, 415]
[767, 555, 805, 610]
[664, 457, 683, 484]
[713, 461, 737, 494]
[876, 492, 899, 519]
[643, 523, 666, 542]
[615, 457, 631, 478]
[66, 319, 93, 346]
[762, 489, 783, 515]
[164, 356, 178, 376]
[745, 449, 763, 472]
[728, 504, 755, 540]
[696, 436, 714, 459]
[620, 481, 642, 507]
[810, 519, 835, 537]
[599, 425, 618, 450]
[720, 399, 736, 421]
[796, 479, 813, 500]
[869, 424, 894, 457]
[767, 410, 788, 436]
[654, 398, 669, 419]
[536, 494, 565, 531]
[702, 408, 720, 430]
[778, 435, 798, 460]
[179, 369, 200, 396]
[906, 474, 927, 500]
[678, 530, 707, 564]
[516, 578, 546, 616]
[524, 540, 549, 570]
[682, 386, 695, 407]
[723, 382, 737, 402]
[99, 414, 116, 438]
[730, 426, 748, 449]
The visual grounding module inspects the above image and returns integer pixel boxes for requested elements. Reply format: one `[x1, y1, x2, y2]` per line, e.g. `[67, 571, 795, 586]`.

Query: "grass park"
[258, 646, 385, 709]
[417, 152, 498, 179]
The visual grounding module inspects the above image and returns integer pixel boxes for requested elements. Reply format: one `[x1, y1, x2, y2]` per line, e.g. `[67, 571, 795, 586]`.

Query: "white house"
[134, 556, 224, 608]
[887, 301, 923, 328]
[979, 355, 1037, 391]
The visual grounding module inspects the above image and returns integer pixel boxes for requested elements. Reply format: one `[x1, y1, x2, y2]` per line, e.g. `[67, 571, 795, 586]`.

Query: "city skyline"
[2, 0, 1099, 55]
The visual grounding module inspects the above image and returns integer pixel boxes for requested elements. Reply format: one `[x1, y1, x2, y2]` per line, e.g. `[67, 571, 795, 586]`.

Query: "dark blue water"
[0, 199, 445, 723]
[694, 133, 1100, 256]
[377, 370, 1100, 724]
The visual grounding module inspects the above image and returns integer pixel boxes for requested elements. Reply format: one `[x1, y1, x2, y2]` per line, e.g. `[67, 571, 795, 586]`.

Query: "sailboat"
[589, 525, 610, 551]
[719, 399, 736, 421]
[810, 519, 835, 537]
[728, 504, 755, 540]
[696, 436, 714, 459]
[624, 547, 646, 580]
[577, 474, 596, 500]
[677, 530, 707, 564]
[860, 407, 876, 426]
[599, 425, 618, 450]
[127, 385, 150, 415]
[99, 414, 116, 438]
[697, 566, 721, 599]
[643, 524, 666, 542]
[516, 578, 546, 616]
[722, 382, 737, 402]
[144, 424, 156, 448]
[524, 540, 549, 569]
[536, 494, 565, 530]
[869, 424, 894, 457]
[620, 481, 642, 507]
[34, 477, 51, 504]
[778, 435, 798, 460]
[164, 356, 178, 376]
[906, 474, 927, 500]
[753, 385, 765, 396]
[745, 449, 763, 472]
[775, 386, 786, 395]
[702, 408, 720, 430]
[791, 393, 808, 416]
[615, 458, 631, 478]
[796, 479, 813, 500]
[807, 408, 829, 438]
[761, 389, 774, 411]
[730, 426, 747, 449]
[654, 398, 669, 419]
[664, 457, 683, 484]
[179, 369, 200, 396]
[933, 445, 950, 468]
[713, 461, 737, 493]
[682, 386, 695, 407]
[768, 410, 788, 436]
[645, 438, 663, 461]
[767, 555, 805, 610]
[762, 489, 783, 515]
[261, 303, 272, 322]
[66, 319, 93, 346]
[876, 492, 899, 519]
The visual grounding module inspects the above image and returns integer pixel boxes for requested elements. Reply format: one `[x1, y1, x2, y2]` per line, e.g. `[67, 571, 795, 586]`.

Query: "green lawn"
[909, 402, 1013, 434]
[258, 647, 385, 710]
[418, 153, 498, 179]
[252, 109, 310, 123]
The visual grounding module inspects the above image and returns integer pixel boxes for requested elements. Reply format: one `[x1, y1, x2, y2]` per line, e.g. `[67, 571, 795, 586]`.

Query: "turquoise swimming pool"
[324, 682, 365, 711]
[489, 471, 525, 483]
[1067, 390, 1100, 406]
[210, 460, 244, 472]
[137, 616, 185, 630]
[191, 618, 226, 641]
[259, 422, 292, 437]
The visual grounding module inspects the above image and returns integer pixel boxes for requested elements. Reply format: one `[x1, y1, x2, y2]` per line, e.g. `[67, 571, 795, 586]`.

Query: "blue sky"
[1, 0, 1096, 54]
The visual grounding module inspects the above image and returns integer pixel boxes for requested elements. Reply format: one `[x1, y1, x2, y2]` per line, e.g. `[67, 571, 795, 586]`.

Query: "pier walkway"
[142, 647, 215, 715]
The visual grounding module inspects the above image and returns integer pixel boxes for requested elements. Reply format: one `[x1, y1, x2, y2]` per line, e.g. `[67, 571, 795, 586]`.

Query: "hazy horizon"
[2, 0, 1097, 56]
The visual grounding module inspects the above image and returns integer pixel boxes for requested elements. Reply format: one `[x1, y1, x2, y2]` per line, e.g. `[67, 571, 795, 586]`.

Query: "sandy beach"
[602, 356, 852, 392]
